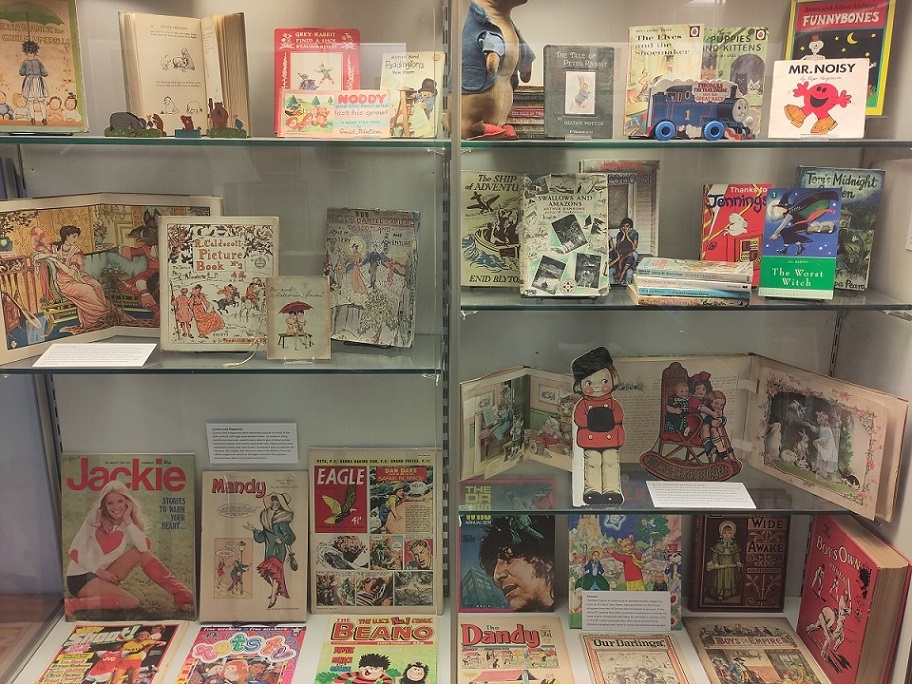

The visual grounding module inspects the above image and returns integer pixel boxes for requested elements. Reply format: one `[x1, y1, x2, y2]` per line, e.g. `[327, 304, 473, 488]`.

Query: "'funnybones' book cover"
[199, 471, 308, 623]
[60, 453, 196, 621]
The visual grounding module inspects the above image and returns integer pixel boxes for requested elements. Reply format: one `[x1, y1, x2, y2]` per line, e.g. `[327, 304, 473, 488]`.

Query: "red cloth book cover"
[701, 183, 771, 287]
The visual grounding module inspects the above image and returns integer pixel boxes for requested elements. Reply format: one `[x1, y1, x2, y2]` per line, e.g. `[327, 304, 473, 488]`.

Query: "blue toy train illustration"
[643, 79, 756, 141]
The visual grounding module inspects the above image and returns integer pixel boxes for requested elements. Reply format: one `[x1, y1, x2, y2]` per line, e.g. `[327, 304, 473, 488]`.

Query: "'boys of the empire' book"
[797, 166, 885, 291]
[60, 453, 196, 621]
[460, 170, 522, 287]
[758, 187, 841, 300]
[543, 45, 614, 139]
[199, 471, 308, 623]
[701, 183, 771, 287]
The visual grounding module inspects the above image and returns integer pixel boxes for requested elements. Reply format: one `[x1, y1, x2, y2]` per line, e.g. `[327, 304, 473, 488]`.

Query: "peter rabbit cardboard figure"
[459, 0, 535, 139]
[571, 346, 625, 506]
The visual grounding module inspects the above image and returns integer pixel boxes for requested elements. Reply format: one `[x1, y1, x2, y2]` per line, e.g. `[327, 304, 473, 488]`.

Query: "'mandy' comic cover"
[60, 453, 196, 621]
[199, 471, 308, 623]
[309, 447, 442, 614]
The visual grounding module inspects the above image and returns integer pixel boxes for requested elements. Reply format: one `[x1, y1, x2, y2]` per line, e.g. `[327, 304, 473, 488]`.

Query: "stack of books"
[628, 257, 753, 307]
[508, 85, 545, 139]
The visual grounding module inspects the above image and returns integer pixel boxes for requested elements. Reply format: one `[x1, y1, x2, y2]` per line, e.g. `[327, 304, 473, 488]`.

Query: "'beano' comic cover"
[60, 453, 196, 621]
[173, 626, 306, 684]
[37, 622, 185, 684]
[309, 448, 442, 614]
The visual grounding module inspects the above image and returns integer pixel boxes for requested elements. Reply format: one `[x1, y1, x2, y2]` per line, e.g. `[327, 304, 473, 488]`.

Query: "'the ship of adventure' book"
[543, 45, 614, 139]
[797, 514, 911, 684]
[309, 447, 442, 614]
[701, 183, 771, 287]
[459, 479, 556, 612]
[458, 615, 575, 684]
[199, 470, 308, 623]
[323, 207, 419, 348]
[159, 216, 278, 352]
[379, 51, 445, 138]
[702, 28, 769, 131]
[797, 165, 885, 291]
[460, 170, 522, 287]
[581, 633, 696, 684]
[273, 27, 360, 133]
[60, 453, 196, 621]
[690, 513, 789, 611]
[265, 275, 331, 361]
[37, 622, 186, 684]
[519, 173, 610, 297]
[786, 0, 896, 115]
[173, 625, 306, 684]
[758, 187, 841, 300]
[315, 616, 437, 684]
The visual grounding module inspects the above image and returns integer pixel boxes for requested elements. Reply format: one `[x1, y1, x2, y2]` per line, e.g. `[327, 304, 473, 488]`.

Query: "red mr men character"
[784, 82, 852, 135]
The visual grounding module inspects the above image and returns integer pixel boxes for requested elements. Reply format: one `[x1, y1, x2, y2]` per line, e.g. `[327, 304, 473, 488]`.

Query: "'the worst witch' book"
[701, 183, 771, 287]
[543, 45, 614, 139]
[309, 447, 442, 614]
[460, 170, 522, 288]
[199, 470, 308, 623]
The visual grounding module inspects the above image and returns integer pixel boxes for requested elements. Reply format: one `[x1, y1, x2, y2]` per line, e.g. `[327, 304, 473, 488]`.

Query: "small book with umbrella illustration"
[266, 275, 331, 361]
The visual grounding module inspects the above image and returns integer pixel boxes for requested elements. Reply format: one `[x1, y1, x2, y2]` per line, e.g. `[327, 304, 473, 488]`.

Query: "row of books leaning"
[462, 162, 884, 302]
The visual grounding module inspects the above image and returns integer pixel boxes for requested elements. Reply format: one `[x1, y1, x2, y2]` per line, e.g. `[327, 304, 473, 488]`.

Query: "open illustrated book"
[460, 354, 907, 521]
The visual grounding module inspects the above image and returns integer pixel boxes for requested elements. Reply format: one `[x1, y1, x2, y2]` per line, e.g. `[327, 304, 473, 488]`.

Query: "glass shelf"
[460, 287, 912, 312]
[0, 135, 451, 149]
[0, 334, 442, 375]
[462, 138, 912, 150]
[458, 464, 852, 516]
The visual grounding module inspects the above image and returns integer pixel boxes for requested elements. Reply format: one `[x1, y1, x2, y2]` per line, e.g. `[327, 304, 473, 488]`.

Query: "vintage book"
[460, 170, 522, 288]
[279, 89, 392, 139]
[459, 479, 556, 612]
[159, 215, 278, 352]
[701, 183, 772, 286]
[265, 275, 331, 361]
[579, 159, 660, 285]
[767, 58, 868, 139]
[173, 625, 306, 684]
[323, 207, 419, 348]
[568, 513, 683, 629]
[379, 51, 445, 138]
[797, 165, 885, 291]
[635, 257, 754, 284]
[627, 283, 750, 308]
[786, 0, 896, 115]
[60, 453, 196, 621]
[582, 633, 695, 684]
[119, 12, 251, 136]
[0, 0, 87, 133]
[632, 274, 750, 299]
[625, 25, 704, 137]
[316, 616, 437, 684]
[459, 366, 575, 480]
[458, 615, 575, 684]
[309, 447, 442, 614]
[543, 45, 614, 139]
[690, 513, 790, 611]
[685, 617, 830, 684]
[702, 27, 769, 131]
[199, 470, 308, 622]
[758, 187, 841, 300]
[0, 193, 220, 365]
[797, 514, 911, 684]
[274, 27, 360, 133]
[37, 622, 186, 684]
[519, 173, 610, 297]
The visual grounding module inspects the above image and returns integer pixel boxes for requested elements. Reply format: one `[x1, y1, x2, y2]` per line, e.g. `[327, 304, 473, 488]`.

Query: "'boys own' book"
[582, 634, 695, 684]
[0, 193, 220, 365]
[690, 513, 789, 611]
[265, 276, 331, 361]
[568, 514, 683, 629]
[159, 216, 278, 352]
[519, 173, 610, 297]
[380, 51, 445, 138]
[199, 471, 308, 623]
[316, 616, 437, 684]
[758, 187, 841, 300]
[173, 626, 306, 684]
[309, 447, 442, 614]
[60, 453, 196, 621]
[460, 170, 522, 287]
[0, 0, 88, 133]
[324, 207, 419, 348]
[458, 616, 575, 684]
[459, 479, 556, 612]
[701, 183, 771, 287]
[797, 514, 911, 684]
[797, 165, 885, 291]
[786, 0, 896, 115]
[702, 28, 769, 131]
[37, 622, 186, 684]
[543, 45, 614, 139]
